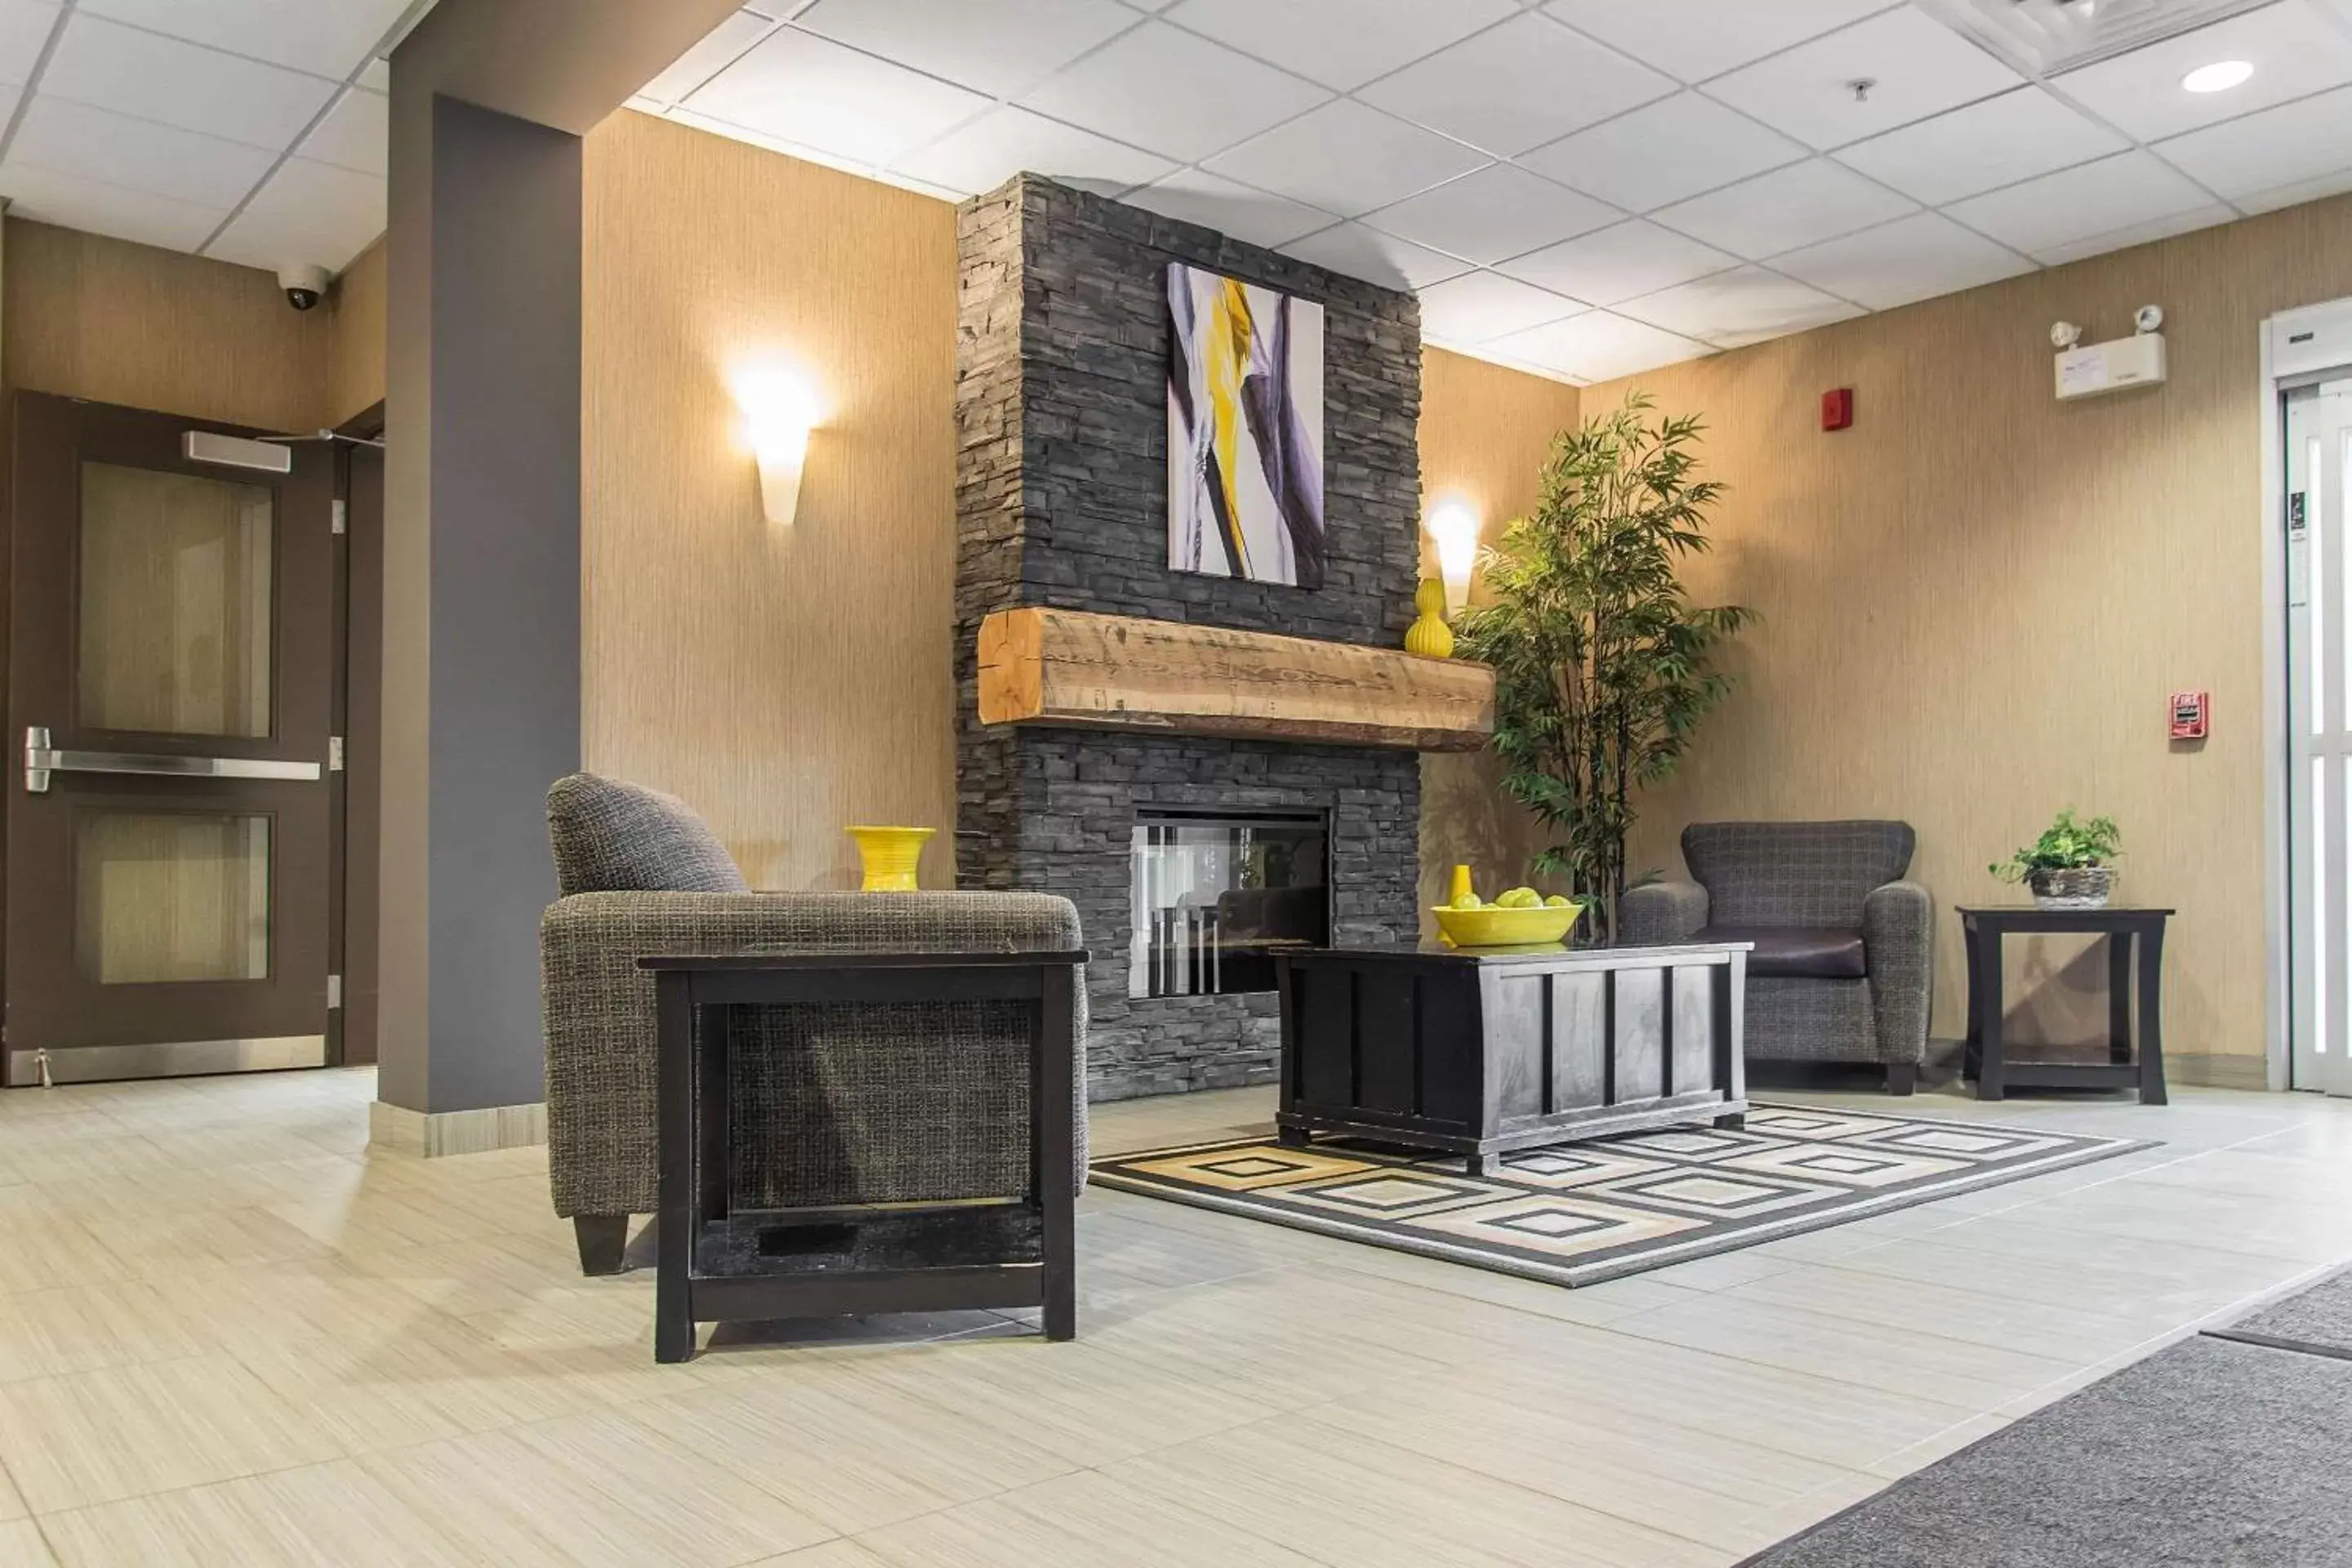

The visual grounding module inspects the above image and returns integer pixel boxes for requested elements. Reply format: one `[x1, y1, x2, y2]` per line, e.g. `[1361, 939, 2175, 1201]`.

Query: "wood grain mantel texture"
[977, 607, 1494, 751]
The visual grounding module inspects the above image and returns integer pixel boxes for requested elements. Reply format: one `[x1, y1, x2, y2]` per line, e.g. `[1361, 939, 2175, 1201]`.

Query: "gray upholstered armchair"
[539, 773, 1087, 1274]
[1619, 821, 1931, 1094]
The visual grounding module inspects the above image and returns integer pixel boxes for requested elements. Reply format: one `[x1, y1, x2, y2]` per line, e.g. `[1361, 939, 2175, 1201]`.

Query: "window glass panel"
[78, 461, 274, 737]
[74, 812, 271, 984]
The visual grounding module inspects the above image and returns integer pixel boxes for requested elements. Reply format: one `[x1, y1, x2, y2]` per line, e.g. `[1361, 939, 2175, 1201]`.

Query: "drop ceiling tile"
[42, 13, 338, 150]
[892, 105, 1172, 197]
[75, 0, 412, 79]
[1278, 221, 1472, 290]
[0, 162, 226, 251]
[1651, 158, 1914, 259]
[1540, 0, 1895, 85]
[2051, 0, 2352, 143]
[1705, 7, 2021, 150]
[1621, 265, 1862, 347]
[1162, 0, 1517, 91]
[1018, 20, 1330, 163]
[795, 0, 1137, 99]
[5, 95, 276, 207]
[1205, 99, 1488, 217]
[1497, 220, 1737, 306]
[1356, 12, 1676, 157]
[299, 87, 388, 176]
[205, 155, 384, 271]
[0, 0, 56, 84]
[1415, 270, 1584, 345]
[1120, 169, 1337, 247]
[1833, 86, 2129, 207]
[2154, 81, 2352, 203]
[1772, 212, 2033, 309]
[1518, 92, 1806, 213]
[1487, 310, 1713, 382]
[684, 27, 992, 167]
[2031, 201, 2236, 265]
[1943, 149, 2213, 257]
[2234, 167, 2352, 213]
[1361, 164, 1616, 265]
[639, 11, 777, 106]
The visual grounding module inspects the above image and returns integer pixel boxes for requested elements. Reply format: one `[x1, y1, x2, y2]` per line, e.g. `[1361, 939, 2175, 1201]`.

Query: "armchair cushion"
[1699, 925, 1866, 979]
[546, 772, 749, 896]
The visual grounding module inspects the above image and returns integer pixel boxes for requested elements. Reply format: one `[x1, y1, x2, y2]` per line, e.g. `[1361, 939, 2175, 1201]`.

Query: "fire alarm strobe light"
[1821, 387, 1854, 431]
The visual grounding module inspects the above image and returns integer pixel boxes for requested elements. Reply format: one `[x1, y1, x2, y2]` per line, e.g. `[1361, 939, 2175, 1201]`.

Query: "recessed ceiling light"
[2181, 59, 2254, 92]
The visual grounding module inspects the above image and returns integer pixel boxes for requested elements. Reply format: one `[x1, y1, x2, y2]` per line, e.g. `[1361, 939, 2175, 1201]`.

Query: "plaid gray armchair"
[540, 773, 1087, 1274]
[1619, 821, 1931, 1094]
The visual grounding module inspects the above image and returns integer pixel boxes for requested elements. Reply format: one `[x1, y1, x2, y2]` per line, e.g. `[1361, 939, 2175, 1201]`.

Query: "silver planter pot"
[2029, 865, 2113, 910]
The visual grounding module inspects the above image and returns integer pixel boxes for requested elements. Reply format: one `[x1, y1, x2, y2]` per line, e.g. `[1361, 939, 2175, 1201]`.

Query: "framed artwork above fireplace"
[1165, 261, 1326, 590]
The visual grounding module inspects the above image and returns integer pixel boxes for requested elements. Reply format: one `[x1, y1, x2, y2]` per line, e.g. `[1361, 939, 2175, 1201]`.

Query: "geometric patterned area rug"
[1089, 1106, 2151, 1289]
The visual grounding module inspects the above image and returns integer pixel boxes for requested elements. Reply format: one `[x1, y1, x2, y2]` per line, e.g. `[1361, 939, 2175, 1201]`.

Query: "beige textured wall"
[1577, 192, 2352, 1067]
[1416, 347, 1579, 924]
[2, 217, 336, 430]
[326, 237, 386, 428]
[580, 112, 961, 890]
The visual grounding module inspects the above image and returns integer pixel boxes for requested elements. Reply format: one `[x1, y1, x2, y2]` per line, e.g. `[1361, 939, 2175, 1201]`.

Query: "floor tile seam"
[1588, 1307, 2060, 1411]
[1915, 1207, 2352, 1273]
[1754, 1254, 2287, 1338]
[1609, 1283, 2091, 1375]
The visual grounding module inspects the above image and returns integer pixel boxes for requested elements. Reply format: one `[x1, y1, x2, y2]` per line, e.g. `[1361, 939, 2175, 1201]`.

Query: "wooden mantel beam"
[977, 608, 1494, 752]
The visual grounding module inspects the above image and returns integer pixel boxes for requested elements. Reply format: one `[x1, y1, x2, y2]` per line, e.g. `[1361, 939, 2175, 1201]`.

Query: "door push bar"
[24, 728, 323, 794]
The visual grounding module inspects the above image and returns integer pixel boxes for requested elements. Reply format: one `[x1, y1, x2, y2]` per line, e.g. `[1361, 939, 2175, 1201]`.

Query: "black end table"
[1958, 906, 2172, 1104]
[642, 949, 1085, 1363]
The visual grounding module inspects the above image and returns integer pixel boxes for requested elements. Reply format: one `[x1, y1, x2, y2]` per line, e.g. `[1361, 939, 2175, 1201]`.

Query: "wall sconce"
[733, 366, 821, 526]
[1427, 500, 1481, 616]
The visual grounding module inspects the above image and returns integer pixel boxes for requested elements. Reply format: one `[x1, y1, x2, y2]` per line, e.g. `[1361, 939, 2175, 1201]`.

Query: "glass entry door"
[2287, 377, 2352, 1097]
[6, 393, 338, 1085]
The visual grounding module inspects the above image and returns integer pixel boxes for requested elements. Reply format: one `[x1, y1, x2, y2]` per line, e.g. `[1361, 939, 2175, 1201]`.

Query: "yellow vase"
[1447, 864, 1475, 906]
[847, 825, 935, 891]
[1404, 577, 1454, 659]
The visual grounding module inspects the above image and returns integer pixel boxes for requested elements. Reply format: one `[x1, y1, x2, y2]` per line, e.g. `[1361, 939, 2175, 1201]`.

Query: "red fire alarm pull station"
[1822, 388, 1854, 430]
[2170, 690, 2209, 741]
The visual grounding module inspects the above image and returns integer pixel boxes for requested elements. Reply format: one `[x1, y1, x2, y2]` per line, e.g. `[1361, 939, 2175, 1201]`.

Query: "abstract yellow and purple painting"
[1166, 262, 1325, 589]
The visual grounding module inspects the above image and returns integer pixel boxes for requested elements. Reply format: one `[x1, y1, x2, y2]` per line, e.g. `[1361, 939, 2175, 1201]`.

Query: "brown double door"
[5, 393, 343, 1086]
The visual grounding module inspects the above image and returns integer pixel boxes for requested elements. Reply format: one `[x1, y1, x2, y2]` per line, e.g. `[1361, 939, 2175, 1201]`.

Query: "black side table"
[642, 949, 1085, 1363]
[1958, 906, 2172, 1104]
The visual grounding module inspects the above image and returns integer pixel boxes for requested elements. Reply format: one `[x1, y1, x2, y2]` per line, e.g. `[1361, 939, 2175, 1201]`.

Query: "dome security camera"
[278, 263, 330, 311]
[2050, 321, 2082, 350]
[2135, 304, 2164, 334]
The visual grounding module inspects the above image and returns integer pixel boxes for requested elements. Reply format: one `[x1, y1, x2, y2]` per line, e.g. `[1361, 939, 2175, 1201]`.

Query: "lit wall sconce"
[733, 366, 821, 526]
[1426, 500, 1481, 616]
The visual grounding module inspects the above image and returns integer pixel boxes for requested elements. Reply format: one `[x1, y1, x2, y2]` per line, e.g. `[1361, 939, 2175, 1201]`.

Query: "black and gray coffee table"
[1958, 906, 2172, 1104]
[642, 949, 1085, 1362]
[1274, 939, 1751, 1174]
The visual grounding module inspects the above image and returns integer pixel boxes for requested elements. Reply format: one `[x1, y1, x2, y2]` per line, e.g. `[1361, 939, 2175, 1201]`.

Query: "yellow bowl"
[1432, 902, 1583, 948]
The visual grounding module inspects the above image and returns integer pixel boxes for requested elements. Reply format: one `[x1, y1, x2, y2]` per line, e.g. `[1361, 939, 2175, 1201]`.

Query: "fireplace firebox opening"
[1129, 808, 1330, 1000]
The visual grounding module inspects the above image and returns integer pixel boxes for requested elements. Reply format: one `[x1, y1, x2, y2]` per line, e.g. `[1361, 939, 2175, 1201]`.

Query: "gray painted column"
[376, 0, 737, 1126]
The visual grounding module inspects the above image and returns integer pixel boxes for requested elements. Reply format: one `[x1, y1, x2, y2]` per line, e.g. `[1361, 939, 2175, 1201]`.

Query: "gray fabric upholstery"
[1699, 926, 1866, 979]
[1632, 822, 1930, 1070]
[1682, 820, 1914, 927]
[540, 778, 1088, 1221]
[547, 772, 750, 897]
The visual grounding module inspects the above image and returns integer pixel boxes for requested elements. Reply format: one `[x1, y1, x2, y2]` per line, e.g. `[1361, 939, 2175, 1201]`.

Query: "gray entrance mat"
[1740, 1336, 2352, 1567]
[2208, 1267, 2352, 1361]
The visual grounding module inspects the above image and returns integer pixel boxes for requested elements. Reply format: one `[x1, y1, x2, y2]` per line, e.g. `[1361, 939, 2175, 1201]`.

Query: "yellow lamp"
[1427, 500, 1480, 615]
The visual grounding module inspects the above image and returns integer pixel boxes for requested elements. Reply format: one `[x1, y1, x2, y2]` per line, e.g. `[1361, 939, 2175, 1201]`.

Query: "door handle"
[24, 728, 324, 794]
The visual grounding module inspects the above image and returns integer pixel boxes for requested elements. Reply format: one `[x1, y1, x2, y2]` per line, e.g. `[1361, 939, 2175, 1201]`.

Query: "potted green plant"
[1455, 394, 1749, 944]
[1990, 808, 2122, 909]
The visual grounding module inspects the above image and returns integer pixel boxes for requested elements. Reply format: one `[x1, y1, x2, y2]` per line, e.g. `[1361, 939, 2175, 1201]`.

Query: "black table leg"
[2108, 933, 2134, 1065]
[1037, 964, 1077, 1342]
[2137, 921, 2168, 1105]
[654, 972, 697, 1364]
[1962, 920, 1984, 1082]
[1976, 925, 2007, 1101]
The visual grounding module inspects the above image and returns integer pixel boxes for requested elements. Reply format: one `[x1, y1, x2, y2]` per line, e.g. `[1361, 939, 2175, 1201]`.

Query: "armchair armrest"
[1862, 880, 1932, 1066]
[1619, 880, 1709, 946]
[541, 890, 1087, 1220]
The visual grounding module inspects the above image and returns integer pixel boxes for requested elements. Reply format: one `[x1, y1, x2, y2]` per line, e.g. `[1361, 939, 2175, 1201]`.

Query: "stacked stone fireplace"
[954, 175, 1425, 1100]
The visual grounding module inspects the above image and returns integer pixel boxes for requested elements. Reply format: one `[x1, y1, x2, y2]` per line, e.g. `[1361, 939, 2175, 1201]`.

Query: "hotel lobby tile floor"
[0, 1069, 2345, 1566]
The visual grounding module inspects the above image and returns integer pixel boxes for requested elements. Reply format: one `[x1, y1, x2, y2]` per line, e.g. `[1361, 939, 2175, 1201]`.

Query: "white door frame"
[2264, 296, 2352, 1092]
